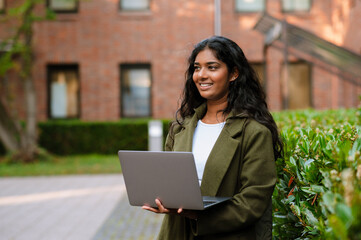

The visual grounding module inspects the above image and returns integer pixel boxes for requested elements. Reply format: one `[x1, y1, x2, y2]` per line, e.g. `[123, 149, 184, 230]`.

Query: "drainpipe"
[214, 0, 221, 36]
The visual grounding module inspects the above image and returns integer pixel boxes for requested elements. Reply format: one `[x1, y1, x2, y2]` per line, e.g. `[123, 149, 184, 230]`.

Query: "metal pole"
[282, 20, 289, 110]
[214, 0, 221, 36]
[263, 44, 268, 98]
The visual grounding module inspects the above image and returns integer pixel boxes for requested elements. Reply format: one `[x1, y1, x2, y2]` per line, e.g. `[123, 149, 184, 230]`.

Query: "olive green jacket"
[157, 104, 277, 240]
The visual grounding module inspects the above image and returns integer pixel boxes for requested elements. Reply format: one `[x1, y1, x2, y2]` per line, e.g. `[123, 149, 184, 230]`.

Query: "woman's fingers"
[155, 199, 170, 213]
[142, 199, 175, 214]
[142, 205, 159, 213]
[142, 199, 197, 219]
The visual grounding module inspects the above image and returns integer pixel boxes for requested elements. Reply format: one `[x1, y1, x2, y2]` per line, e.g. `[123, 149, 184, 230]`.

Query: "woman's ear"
[230, 68, 239, 82]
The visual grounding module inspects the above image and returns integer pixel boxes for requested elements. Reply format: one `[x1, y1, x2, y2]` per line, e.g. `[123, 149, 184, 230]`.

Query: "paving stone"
[92, 194, 163, 240]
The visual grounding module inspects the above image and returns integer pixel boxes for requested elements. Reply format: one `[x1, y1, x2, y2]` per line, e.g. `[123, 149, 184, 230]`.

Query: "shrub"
[37, 119, 171, 155]
[272, 108, 361, 239]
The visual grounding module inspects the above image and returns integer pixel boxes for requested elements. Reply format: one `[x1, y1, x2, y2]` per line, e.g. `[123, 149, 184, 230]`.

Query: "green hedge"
[38, 119, 171, 155]
[0, 119, 171, 156]
[272, 108, 361, 239]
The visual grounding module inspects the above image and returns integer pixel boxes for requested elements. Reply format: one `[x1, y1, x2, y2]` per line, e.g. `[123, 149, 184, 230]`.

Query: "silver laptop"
[118, 150, 230, 210]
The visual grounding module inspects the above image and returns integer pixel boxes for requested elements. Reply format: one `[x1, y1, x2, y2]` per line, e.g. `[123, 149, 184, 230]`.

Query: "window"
[119, 0, 150, 11]
[47, 0, 78, 13]
[282, 62, 311, 109]
[251, 63, 264, 86]
[282, 0, 311, 12]
[48, 65, 80, 119]
[120, 64, 151, 117]
[0, 0, 5, 14]
[235, 0, 265, 12]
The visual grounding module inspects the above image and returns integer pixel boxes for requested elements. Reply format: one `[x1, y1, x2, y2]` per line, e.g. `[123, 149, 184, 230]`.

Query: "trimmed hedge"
[38, 119, 171, 155]
[0, 119, 171, 156]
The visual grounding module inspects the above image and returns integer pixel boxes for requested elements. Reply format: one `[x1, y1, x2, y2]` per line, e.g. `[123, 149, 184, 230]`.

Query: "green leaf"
[329, 215, 348, 240]
[304, 208, 319, 225]
[322, 192, 335, 213]
[335, 203, 353, 229]
[310, 184, 324, 193]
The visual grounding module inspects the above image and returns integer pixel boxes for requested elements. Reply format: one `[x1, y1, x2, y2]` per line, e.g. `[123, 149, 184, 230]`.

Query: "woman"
[143, 36, 283, 240]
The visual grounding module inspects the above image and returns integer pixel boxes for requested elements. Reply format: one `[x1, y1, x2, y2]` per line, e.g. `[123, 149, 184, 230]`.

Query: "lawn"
[0, 154, 121, 177]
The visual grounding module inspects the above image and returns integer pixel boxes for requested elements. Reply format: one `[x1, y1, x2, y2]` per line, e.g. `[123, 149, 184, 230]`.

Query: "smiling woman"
[192, 48, 238, 121]
[142, 36, 283, 240]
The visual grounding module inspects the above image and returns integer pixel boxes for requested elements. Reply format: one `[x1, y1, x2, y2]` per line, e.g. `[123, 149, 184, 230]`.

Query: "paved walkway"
[0, 174, 163, 240]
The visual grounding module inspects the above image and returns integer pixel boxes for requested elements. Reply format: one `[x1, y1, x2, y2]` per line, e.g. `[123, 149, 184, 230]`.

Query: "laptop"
[118, 150, 230, 210]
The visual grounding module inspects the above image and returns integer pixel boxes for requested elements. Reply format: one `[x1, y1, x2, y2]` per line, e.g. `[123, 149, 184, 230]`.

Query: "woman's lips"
[199, 83, 213, 90]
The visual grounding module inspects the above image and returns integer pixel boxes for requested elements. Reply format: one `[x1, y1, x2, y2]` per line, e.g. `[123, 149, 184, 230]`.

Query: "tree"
[0, 0, 55, 162]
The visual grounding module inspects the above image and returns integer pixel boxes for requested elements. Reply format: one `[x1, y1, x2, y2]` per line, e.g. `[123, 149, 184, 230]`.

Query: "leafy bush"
[272, 108, 361, 239]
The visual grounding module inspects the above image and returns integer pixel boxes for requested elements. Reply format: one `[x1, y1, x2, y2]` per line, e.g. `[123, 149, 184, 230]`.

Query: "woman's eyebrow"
[194, 61, 220, 65]
[206, 61, 220, 65]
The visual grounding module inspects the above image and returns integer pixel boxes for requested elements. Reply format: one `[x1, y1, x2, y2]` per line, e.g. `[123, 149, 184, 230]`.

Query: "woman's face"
[193, 48, 237, 104]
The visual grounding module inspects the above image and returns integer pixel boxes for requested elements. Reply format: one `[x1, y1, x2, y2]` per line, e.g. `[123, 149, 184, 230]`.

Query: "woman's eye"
[194, 66, 200, 70]
[209, 66, 217, 70]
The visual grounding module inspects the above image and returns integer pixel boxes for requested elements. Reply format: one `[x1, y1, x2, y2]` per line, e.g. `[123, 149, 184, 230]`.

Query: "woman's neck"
[202, 100, 228, 124]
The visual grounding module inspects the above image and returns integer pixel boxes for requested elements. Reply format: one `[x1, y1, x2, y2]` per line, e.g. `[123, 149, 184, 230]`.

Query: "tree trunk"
[0, 0, 39, 162]
[20, 76, 38, 162]
[18, 0, 38, 162]
[0, 99, 21, 152]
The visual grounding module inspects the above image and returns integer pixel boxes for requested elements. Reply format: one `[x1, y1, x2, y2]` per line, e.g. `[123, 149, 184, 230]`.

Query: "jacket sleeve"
[191, 123, 277, 236]
[164, 121, 183, 151]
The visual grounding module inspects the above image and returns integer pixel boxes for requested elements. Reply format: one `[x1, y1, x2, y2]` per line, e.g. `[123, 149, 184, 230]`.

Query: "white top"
[192, 120, 225, 185]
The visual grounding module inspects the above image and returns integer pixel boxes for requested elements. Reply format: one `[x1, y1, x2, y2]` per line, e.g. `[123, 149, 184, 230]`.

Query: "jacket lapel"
[200, 117, 247, 196]
[171, 103, 248, 197]
[200, 128, 240, 196]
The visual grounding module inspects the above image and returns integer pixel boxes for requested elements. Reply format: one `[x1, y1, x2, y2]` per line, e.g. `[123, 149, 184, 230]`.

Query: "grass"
[0, 154, 121, 177]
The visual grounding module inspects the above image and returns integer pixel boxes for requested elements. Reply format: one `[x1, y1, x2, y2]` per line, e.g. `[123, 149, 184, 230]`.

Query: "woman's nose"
[198, 68, 207, 78]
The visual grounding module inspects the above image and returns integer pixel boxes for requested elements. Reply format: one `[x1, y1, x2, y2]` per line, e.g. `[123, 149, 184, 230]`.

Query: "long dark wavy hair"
[175, 36, 283, 160]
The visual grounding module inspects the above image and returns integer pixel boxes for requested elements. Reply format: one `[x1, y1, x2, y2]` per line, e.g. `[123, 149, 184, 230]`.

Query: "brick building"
[0, 0, 360, 121]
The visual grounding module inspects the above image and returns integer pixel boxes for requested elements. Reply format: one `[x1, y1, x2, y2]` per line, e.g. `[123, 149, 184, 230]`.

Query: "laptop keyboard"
[203, 200, 217, 207]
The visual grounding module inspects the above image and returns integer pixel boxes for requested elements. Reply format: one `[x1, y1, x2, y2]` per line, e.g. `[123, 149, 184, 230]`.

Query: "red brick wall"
[1, 0, 360, 120]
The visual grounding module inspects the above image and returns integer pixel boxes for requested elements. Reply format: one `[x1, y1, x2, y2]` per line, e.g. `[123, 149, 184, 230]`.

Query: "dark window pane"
[121, 66, 151, 117]
[282, 62, 311, 109]
[0, 0, 5, 13]
[251, 63, 264, 85]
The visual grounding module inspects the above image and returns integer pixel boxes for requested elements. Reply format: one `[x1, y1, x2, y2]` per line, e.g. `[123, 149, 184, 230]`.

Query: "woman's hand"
[142, 198, 198, 220]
